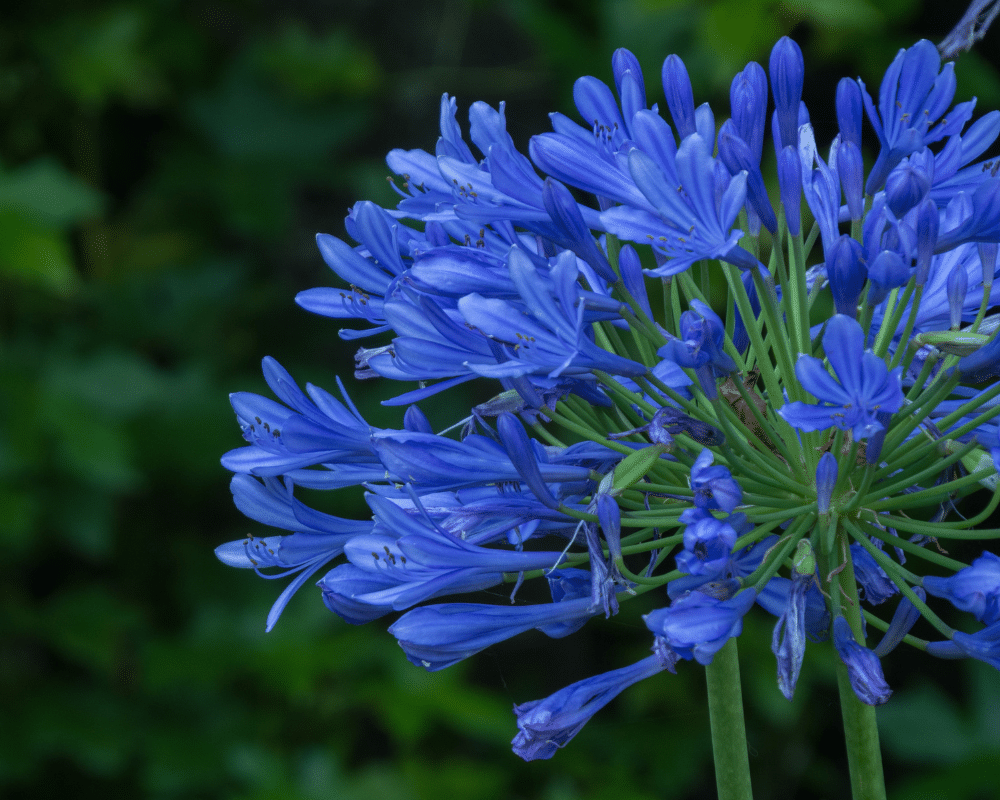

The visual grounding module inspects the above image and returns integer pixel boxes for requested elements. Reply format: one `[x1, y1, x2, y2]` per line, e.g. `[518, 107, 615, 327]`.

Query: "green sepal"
[612, 444, 668, 493]
[944, 440, 999, 490]
[914, 330, 992, 356]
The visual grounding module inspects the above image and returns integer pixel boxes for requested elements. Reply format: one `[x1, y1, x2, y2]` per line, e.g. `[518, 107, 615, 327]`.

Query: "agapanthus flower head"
[218, 33, 1000, 765]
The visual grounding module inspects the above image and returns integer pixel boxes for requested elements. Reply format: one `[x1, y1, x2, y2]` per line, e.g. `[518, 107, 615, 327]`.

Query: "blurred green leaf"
[0, 487, 38, 553]
[188, 66, 368, 161]
[0, 156, 103, 291]
[954, 49, 1000, 112]
[877, 682, 975, 763]
[0, 211, 80, 292]
[34, 5, 164, 107]
[257, 23, 382, 100]
[0, 158, 103, 226]
[22, 685, 138, 776]
[702, 0, 785, 86]
[36, 585, 143, 675]
[783, 0, 884, 29]
[52, 489, 118, 559]
[39, 391, 142, 491]
[43, 349, 175, 418]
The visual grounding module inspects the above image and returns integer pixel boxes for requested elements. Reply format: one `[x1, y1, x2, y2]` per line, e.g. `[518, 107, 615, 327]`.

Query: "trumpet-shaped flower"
[779, 315, 905, 438]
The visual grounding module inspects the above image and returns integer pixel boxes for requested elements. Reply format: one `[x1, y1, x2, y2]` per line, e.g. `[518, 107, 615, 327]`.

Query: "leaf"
[34, 6, 163, 106]
[877, 681, 979, 763]
[188, 66, 368, 161]
[0, 212, 79, 293]
[612, 444, 668, 492]
[256, 23, 382, 99]
[0, 158, 104, 226]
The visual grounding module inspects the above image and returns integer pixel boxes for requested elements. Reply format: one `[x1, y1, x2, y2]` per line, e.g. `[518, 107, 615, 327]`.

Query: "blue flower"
[730, 61, 767, 160]
[923, 551, 1000, 624]
[926, 620, 1000, 669]
[824, 235, 867, 318]
[612, 48, 648, 123]
[581, 491, 629, 616]
[770, 37, 805, 151]
[866, 250, 910, 306]
[370, 427, 595, 494]
[815, 452, 838, 514]
[862, 39, 973, 193]
[726, 61, 771, 233]
[797, 124, 842, 256]
[644, 588, 757, 665]
[833, 616, 893, 705]
[389, 594, 597, 671]
[928, 110, 1000, 203]
[456, 247, 646, 381]
[512, 648, 673, 761]
[718, 119, 777, 234]
[661, 53, 699, 139]
[690, 449, 742, 512]
[777, 143, 803, 235]
[217, 35, 1000, 764]
[316, 494, 570, 621]
[779, 315, 905, 438]
[885, 150, 933, 217]
[772, 569, 810, 700]
[850, 543, 899, 605]
[873, 588, 926, 657]
[214, 474, 372, 631]
[658, 299, 738, 399]
[676, 508, 739, 578]
[599, 133, 758, 274]
[611, 405, 723, 448]
[222, 357, 384, 486]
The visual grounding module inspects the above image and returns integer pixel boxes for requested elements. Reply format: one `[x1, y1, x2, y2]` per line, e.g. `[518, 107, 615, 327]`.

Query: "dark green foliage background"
[2, 1, 999, 797]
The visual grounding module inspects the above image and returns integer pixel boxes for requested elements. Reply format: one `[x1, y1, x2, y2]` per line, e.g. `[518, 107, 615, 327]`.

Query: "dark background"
[3, 1, 999, 798]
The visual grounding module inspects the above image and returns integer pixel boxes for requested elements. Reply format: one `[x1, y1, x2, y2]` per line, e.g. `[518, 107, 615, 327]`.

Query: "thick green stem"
[834, 664, 887, 800]
[705, 638, 754, 800]
[825, 528, 888, 800]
